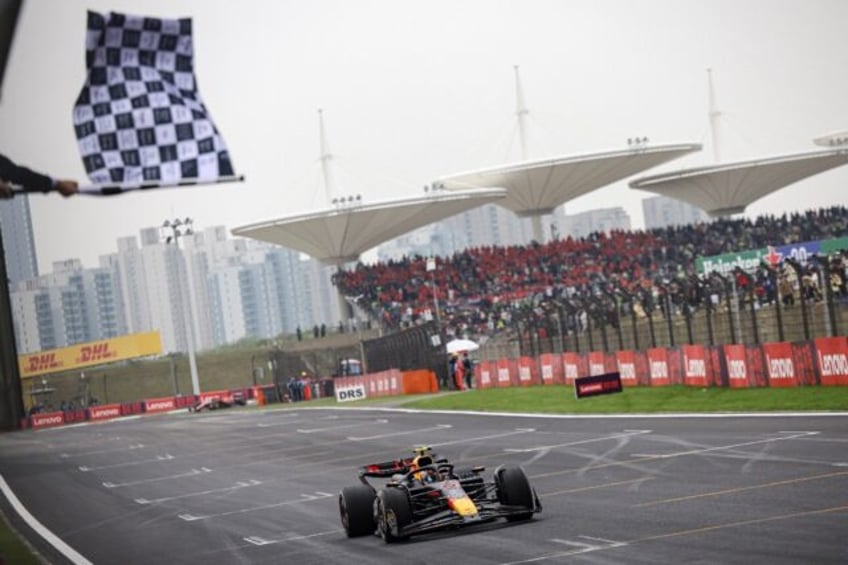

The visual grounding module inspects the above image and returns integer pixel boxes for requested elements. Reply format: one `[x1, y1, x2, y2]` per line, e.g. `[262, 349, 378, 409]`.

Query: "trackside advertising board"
[87, 404, 122, 421]
[815, 337, 848, 386]
[763, 342, 799, 387]
[695, 236, 848, 276]
[574, 372, 623, 399]
[19, 331, 162, 378]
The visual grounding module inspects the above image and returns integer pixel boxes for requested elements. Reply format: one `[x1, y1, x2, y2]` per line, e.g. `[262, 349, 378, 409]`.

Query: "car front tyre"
[339, 485, 376, 537]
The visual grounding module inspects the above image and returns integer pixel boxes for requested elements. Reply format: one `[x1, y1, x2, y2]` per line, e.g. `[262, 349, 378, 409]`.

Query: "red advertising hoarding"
[682, 344, 708, 387]
[647, 348, 670, 386]
[539, 353, 562, 385]
[724, 344, 750, 388]
[30, 411, 65, 429]
[562, 352, 582, 385]
[587, 351, 606, 376]
[763, 342, 799, 387]
[814, 337, 848, 386]
[518, 356, 536, 386]
[496, 359, 512, 387]
[144, 396, 177, 414]
[478, 360, 494, 389]
[616, 350, 638, 386]
[87, 404, 122, 421]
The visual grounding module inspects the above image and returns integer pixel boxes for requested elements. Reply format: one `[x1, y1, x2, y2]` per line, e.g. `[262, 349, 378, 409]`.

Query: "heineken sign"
[696, 237, 848, 276]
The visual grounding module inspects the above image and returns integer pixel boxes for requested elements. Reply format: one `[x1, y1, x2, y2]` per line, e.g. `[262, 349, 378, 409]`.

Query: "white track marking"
[78, 453, 174, 472]
[243, 529, 340, 546]
[500, 536, 627, 565]
[431, 428, 536, 448]
[504, 430, 651, 452]
[297, 418, 388, 433]
[134, 479, 261, 503]
[631, 431, 819, 459]
[0, 473, 92, 564]
[347, 424, 452, 441]
[499, 536, 627, 564]
[60, 443, 144, 458]
[256, 418, 307, 428]
[102, 467, 211, 488]
[178, 491, 334, 521]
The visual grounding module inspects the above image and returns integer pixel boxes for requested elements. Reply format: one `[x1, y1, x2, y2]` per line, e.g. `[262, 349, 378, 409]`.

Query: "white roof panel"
[435, 143, 702, 215]
[232, 188, 507, 265]
[630, 149, 848, 217]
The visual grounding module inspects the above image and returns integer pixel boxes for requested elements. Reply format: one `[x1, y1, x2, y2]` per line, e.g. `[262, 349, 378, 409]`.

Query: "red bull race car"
[339, 446, 541, 543]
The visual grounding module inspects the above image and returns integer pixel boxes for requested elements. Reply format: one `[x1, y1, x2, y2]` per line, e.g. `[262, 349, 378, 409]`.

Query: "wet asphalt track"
[1, 406, 847, 564]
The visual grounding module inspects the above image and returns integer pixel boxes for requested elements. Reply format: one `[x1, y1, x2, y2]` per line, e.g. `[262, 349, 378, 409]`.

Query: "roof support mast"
[707, 68, 721, 163]
[514, 65, 530, 162]
[318, 108, 336, 204]
[318, 108, 353, 323]
[514, 65, 544, 242]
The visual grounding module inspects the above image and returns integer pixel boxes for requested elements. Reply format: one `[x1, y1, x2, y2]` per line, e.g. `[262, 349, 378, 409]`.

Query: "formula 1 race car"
[188, 391, 246, 412]
[339, 446, 541, 543]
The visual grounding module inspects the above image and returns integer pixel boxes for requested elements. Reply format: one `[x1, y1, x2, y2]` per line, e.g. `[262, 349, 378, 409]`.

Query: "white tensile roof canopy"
[433, 142, 702, 239]
[629, 148, 848, 217]
[231, 188, 507, 265]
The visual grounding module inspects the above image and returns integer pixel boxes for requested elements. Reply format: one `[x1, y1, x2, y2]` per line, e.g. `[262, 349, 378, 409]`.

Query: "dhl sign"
[19, 331, 162, 378]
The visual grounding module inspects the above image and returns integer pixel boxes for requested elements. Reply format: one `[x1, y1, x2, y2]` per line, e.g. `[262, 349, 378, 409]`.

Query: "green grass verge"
[0, 511, 42, 565]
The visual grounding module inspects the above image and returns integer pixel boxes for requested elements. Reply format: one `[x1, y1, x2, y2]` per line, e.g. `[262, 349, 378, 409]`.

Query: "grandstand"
[334, 206, 848, 353]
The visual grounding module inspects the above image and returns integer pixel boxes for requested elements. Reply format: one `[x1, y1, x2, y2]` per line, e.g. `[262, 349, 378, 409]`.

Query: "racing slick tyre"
[339, 485, 376, 537]
[376, 488, 412, 543]
[495, 466, 535, 522]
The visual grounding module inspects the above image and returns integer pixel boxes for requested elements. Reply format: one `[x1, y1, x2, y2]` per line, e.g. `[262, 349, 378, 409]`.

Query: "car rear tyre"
[496, 466, 535, 522]
[339, 485, 376, 537]
[377, 488, 412, 543]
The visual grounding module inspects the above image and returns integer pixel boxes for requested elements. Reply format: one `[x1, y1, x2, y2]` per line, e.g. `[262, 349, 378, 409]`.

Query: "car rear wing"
[358, 458, 415, 479]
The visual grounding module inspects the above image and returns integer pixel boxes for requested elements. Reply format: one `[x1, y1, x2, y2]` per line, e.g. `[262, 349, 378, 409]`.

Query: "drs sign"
[335, 384, 367, 403]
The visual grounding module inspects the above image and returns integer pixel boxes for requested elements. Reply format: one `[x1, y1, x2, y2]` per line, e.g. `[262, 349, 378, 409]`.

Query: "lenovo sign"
[88, 404, 122, 421]
[144, 397, 177, 413]
[815, 337, 848, 386]
[763, 342, 798, 387]
[31, 411, 65, 429]
[574, 372, 623, 399]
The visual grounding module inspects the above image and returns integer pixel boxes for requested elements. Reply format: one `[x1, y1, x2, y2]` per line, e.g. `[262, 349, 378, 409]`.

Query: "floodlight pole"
[162, 218, 201, 396]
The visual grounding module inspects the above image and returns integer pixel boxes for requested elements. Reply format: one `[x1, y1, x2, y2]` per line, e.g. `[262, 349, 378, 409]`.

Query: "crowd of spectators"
[333, 206, 848, 341]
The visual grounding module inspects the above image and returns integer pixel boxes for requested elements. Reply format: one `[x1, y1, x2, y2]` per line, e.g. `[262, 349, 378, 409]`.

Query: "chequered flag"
[73, 11, 236, 193]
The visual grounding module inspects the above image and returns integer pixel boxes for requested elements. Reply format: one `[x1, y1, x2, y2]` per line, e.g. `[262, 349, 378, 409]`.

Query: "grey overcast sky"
[1, 0, 846, 273]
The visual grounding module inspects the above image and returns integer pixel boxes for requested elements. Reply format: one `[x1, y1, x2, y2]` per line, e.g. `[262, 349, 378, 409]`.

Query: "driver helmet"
[411, 454, 436, 483]
[419, 468, 440, 484]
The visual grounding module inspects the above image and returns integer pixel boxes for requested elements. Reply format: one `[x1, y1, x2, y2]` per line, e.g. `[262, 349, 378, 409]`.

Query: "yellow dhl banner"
[18, 331, 162, 378]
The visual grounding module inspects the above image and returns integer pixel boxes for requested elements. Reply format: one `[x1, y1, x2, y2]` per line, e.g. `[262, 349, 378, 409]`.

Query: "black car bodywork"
[339, 446, 541, 542]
